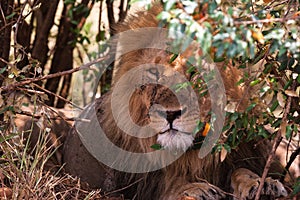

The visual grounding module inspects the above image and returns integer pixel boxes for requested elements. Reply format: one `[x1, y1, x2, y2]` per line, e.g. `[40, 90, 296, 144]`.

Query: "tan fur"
[63, 3, 289, 200]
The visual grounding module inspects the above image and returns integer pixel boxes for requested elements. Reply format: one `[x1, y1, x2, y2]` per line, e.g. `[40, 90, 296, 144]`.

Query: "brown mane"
[63, 3, 288, 200]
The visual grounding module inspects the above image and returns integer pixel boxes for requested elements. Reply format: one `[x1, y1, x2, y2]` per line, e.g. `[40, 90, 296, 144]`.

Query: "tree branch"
[1, 56, 108, 92]
[254, 81, 296, 200]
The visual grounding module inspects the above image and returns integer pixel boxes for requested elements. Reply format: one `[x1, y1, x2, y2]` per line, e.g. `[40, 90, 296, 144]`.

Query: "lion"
[63, 3, 290, 200]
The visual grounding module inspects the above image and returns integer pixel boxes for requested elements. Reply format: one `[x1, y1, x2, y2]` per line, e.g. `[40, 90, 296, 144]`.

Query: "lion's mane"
[63, 4, 284, 199]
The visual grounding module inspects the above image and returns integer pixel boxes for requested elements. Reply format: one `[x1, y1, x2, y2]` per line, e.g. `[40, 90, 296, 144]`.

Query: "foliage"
[138, 0, 300, 195]
[152, 0, 300, 153]
[292, 177, 300, 196]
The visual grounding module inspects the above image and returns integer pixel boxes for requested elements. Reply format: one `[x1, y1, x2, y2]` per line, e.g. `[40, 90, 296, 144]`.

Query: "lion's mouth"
[157, 129, 194, 152]
[159, 128, 191, 135]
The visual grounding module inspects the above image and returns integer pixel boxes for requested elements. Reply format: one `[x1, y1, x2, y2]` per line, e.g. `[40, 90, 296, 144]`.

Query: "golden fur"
[63, 4, 289, 200]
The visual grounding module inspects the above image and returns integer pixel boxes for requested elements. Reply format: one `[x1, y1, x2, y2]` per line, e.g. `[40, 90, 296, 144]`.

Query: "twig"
[1, 56, 108, 92]
[0, 4, 6, 26]
[233, 15, 300, 25]
[13, 2, 27, 58]
[254, 81, 296, 200]
[32, 83, 83, 110]
[18, 110, 74, 122]
[104, 178, 143, 196]
[280, 147, 300, 182]
[0, 57, 13, 66]
[17, 87, 45, 95]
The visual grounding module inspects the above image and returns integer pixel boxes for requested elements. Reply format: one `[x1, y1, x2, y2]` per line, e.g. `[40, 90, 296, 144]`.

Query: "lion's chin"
[157, 130, 194, 153]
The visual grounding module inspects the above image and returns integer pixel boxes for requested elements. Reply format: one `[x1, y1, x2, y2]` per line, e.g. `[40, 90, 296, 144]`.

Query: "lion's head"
[110, 49, 204, 153]
[108, 46, 245, 158]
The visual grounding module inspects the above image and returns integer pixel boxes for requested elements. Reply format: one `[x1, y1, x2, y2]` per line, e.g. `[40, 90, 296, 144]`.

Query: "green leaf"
[5, 12, 16, 20]
[64, 0, 75, 4]
[230, 112, 239, 122]
[151, 143, 163, 150]
[285, 125, 293, 139]
[297, 74, 300, 84]
[228, 7, 233, 16]
[283, 79, 293, 90]
[263, 64, 272, 74]
[250, 79, 260, 86]
[0, 106, 12, 114]
[246, 103, 256, 112]
[292, 177, 300, 196]
[223, 143, 231, 153]
[96, 30, 106, 42]
[0, 133, 18, 143]
[258, 126, 268, 138]
[270, 100, 279, 112]
[157, 11, 171, 21]
[194, 121, 205, 135]
[169, 54, 178, 64]
[0, 67, 7, 74]
[236, 78, 245, 86]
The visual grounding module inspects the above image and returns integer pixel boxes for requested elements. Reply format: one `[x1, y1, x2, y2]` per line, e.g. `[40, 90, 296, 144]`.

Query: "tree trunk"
[31, 0, 60, 68]
[45, 0, 94, 108]
[0, 0, 13, 84]
[0, 0, 13, 122]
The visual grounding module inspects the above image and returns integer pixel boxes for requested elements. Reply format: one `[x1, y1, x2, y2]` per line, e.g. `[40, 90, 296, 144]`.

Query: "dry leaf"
[202, 123, 210, 137]
[264, 124, 277, 134]
[0, 169, 5, 180]
[277, 92, 286, 107]
[280, 121, 287, 137]
[220, 147, 227, 162]
[251, 29, 265, 44]
[263, 0, 272, 3]
[285, 90, 299, 97]
[225, 102, 237, 113]
[263, 90, 274, 105]
[10, 65, 20, 76]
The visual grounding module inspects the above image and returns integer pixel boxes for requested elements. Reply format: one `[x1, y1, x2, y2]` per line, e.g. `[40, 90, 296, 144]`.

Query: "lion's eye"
[147, 67, 160, 81]
[148, 68, 159, 76]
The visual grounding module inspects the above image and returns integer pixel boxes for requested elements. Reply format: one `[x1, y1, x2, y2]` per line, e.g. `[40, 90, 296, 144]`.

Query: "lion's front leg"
[163, 181, 226, 200]
[231, 168, 288, 200]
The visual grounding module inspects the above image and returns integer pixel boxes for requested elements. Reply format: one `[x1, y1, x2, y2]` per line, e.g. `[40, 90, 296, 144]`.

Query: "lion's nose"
[166, 110, 182, 125]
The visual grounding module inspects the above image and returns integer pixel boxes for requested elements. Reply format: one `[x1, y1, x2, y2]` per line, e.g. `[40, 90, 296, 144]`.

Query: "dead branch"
[1, 56, 108, 92]
[18, 110, 75, 122]
[233, 15, 300, 26]
[32, 83, 83, 110]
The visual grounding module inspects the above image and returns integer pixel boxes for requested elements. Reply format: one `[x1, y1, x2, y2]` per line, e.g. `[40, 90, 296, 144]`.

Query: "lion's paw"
[261, 177, 288, 197]
[231, 168, 288, 200]
[178, 182, 226, 200]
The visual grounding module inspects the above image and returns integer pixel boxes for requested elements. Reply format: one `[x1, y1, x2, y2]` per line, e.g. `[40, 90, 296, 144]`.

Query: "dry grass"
[0, 119, 104, 200]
